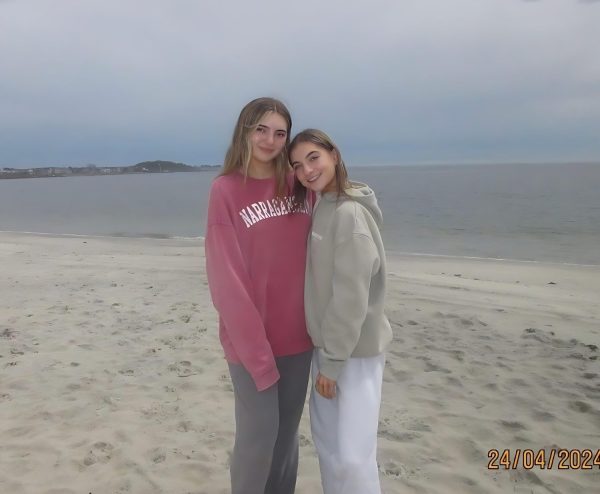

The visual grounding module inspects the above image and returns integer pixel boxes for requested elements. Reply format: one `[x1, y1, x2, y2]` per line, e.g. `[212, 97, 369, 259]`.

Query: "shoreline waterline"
[0, 230, 203, 241]
[3, 230, 599, 268]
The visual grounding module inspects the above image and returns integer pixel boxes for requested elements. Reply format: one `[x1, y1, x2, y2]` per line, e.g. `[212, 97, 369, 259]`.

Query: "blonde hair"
[289, 128, 350, 207]
[221, 97, 292, 198]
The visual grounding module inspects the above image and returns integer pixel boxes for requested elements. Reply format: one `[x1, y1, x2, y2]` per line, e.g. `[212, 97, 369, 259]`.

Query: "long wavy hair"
[289, 128, 350, 208]
[220, 97, 292, 198]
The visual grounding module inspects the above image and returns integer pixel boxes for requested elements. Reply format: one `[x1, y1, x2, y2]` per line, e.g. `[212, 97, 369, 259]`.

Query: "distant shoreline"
[3, 161, 599, 180]
[0, 160, 220, 180]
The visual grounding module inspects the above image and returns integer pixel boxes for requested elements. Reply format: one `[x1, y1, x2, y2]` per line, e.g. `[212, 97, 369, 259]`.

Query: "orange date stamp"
[487, 448, 600, 470]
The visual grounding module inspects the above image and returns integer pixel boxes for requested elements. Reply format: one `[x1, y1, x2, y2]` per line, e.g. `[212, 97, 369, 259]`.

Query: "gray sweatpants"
[228, 350, 312, 494]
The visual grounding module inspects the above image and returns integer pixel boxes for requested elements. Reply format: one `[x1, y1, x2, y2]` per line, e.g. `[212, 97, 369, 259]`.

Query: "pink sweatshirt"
[205, 171, 313, 391]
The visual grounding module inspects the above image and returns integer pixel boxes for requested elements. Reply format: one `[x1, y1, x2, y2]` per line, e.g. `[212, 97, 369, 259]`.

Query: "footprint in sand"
[83, 441, 114, 466]
[146, 447, 167, 464]
[424, 361, 451, 374]
[448, 349, 465, 362]
[1, 328, 16, 339]
[298, 433, 312, 447]
[522, 328, 563, 347]
[532, 409, 556, 422]
[576, 381, 600, 400]
[507, 378, 527, 387]
[177, 421, 196, 432]
[445, 376, 463, 387]
[168, 360, 198, 377]
[378, 425, 421, 442]
[568, 400, 594, 413]
[379, 460, 406, 478]
[387, 367, 411, 382]
[499, 420, 527, 431]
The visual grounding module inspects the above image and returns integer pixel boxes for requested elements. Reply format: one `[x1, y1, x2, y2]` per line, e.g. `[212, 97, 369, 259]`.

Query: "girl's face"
[249, 112, 288, 168]
[290, 141, 337, 193]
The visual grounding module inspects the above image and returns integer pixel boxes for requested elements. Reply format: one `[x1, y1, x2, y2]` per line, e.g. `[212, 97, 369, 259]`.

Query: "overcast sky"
[1, 0, 599, 167]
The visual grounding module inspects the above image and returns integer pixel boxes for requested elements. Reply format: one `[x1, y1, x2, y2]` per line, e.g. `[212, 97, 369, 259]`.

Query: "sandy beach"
[1, 232, 599, 494]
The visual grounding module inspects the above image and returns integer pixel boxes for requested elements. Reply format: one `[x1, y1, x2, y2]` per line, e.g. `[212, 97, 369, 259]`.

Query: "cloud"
[1, 0, 599, 165]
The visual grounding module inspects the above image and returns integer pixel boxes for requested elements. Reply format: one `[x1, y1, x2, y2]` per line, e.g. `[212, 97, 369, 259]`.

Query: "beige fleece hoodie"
[304, 181, 393, 381]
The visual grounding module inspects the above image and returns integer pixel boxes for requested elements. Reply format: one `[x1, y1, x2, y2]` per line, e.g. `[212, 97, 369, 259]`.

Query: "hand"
[315, 372, 336, 399]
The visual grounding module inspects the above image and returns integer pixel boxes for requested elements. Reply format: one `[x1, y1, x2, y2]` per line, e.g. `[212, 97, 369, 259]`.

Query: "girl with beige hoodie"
[290, 129, 393, 494]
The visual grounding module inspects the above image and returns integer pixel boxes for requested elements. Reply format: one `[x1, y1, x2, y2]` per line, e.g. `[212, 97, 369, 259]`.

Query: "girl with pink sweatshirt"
[205, 97, 313, 494]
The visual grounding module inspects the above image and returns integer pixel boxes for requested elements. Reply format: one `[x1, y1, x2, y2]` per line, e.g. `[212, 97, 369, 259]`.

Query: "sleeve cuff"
[253, 366, 280, 392]
[317, 349, 346, 381]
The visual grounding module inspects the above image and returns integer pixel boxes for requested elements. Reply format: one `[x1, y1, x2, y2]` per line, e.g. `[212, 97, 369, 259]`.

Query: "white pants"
[309, 350, 385, 494]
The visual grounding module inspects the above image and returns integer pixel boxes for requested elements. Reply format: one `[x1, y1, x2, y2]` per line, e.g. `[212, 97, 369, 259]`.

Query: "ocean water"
[1, 163, 599, 265]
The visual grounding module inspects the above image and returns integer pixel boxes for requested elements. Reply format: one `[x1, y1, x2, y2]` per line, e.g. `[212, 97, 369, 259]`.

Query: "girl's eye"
[310, 155, 318, 161]
[256, 127, 265, 133]
[276, 132, 286, 138]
